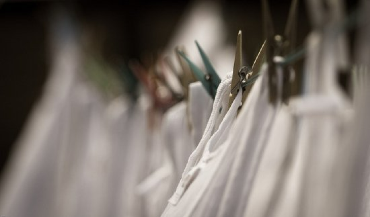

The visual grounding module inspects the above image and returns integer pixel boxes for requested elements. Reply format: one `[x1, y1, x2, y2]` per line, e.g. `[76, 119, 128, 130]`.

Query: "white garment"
[55, 81, 111, 217]
[139, 118, 168, 217]
[289, 26, 353, 217]
[162, 101, 194, 179]
[348, 73, 370, 217]
[242, 32, 352, 217]
[138, 81, 213, 217]
[187, 66, 265, 217]
[0, 16, 80, 217]
[348, 2, 370, 216]
[188, 82, 214, 148]
[161, 73, 240, 217]
[216, 64, 277, 217]
[242, 104, 298, 217]
[162, 81, 213, 180]
[104, 97, 133, 217]
[179, 74, 232, 181]
[119, 94, 153, 217]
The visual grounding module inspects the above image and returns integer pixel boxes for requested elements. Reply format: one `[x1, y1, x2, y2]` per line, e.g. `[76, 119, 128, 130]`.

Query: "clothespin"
[177, 43, 221, 99]
[163, 56, 183, 87]
[195, 40, 221, 90]
[128, 59, 175, 111]
[228, 30, 245, 109]
[154, 59, 184, 101]
[175, 46, 197, 100]
[241, 41, 266, 103]
[229, 30, 263, 110]
[263, 0, 298, 105]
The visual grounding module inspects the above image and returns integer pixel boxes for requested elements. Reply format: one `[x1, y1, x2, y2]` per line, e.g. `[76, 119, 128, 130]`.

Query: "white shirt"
[138, 81, 213, 217]
[0, 19, 80, 217]
[188, 82, 214, 146]
[161, 73, 240, 217]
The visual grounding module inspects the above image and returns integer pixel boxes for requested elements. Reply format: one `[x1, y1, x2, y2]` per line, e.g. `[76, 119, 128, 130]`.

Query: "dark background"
[0, 0, 358, 177]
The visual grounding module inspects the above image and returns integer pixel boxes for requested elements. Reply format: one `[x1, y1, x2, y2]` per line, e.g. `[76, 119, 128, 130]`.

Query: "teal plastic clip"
[177, 50, 218, 99]
[195, 41, 221, 86]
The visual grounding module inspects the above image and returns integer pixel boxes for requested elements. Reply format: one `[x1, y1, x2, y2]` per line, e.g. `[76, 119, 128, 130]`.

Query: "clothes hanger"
[263, 0, 298, 105]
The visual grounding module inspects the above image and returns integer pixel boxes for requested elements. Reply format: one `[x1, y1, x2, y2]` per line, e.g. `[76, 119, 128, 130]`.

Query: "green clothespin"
[178, 50, 218, 99]
[195, 40, 221, 86]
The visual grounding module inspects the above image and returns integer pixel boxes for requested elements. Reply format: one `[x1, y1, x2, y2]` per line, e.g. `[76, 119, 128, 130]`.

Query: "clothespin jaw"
[263, 0, 298, 105]
[195, 40, 222, 86]
[153, 60, 184, 102]
[241, 41, 266, 103]
[229, 30, 263, 109]
[163, 56, 182, 85]
[263, 0, 278, 105]
[158, 56, 185, 100]
[128, 60, 175, 111]
[229, 30, 243, 109]
[178, 50, 217, 99]
[281, 0, 298, 104]
[175, 46, 197, 99]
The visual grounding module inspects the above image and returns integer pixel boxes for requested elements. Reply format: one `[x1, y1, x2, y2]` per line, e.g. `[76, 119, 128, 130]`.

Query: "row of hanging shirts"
[1, 0, 370, 217]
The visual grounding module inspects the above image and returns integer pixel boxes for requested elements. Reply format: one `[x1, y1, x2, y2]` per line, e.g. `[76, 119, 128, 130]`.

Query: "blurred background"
[0, 0, 359, 178]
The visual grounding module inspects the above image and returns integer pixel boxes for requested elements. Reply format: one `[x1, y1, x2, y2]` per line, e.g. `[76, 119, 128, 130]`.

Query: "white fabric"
[251, 104, 301, 217]
[55, 81, 111, 217]
[241, 32, 353, 217]
[104, 97, 132, 217]
[162, 101, 193, 179]
[161, 73, 238, 217]
[0, 17, 80, 217]
[348, 73, 370, 217]
[119, 95, 153, 217]
[350, 2, 370, 216]
[138, 117, 168, 217]
[240, 28, 352, 217]
[137, 81, 213, 217]
[160, 81, 212, 181]
[216, 64, 277, 217]
[242, 103, 298, 217]
[188, 65, 267, 217]
[179, 74, 232, 182]
[290, 28, 352, 217]
[188, 82, 214, 147]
